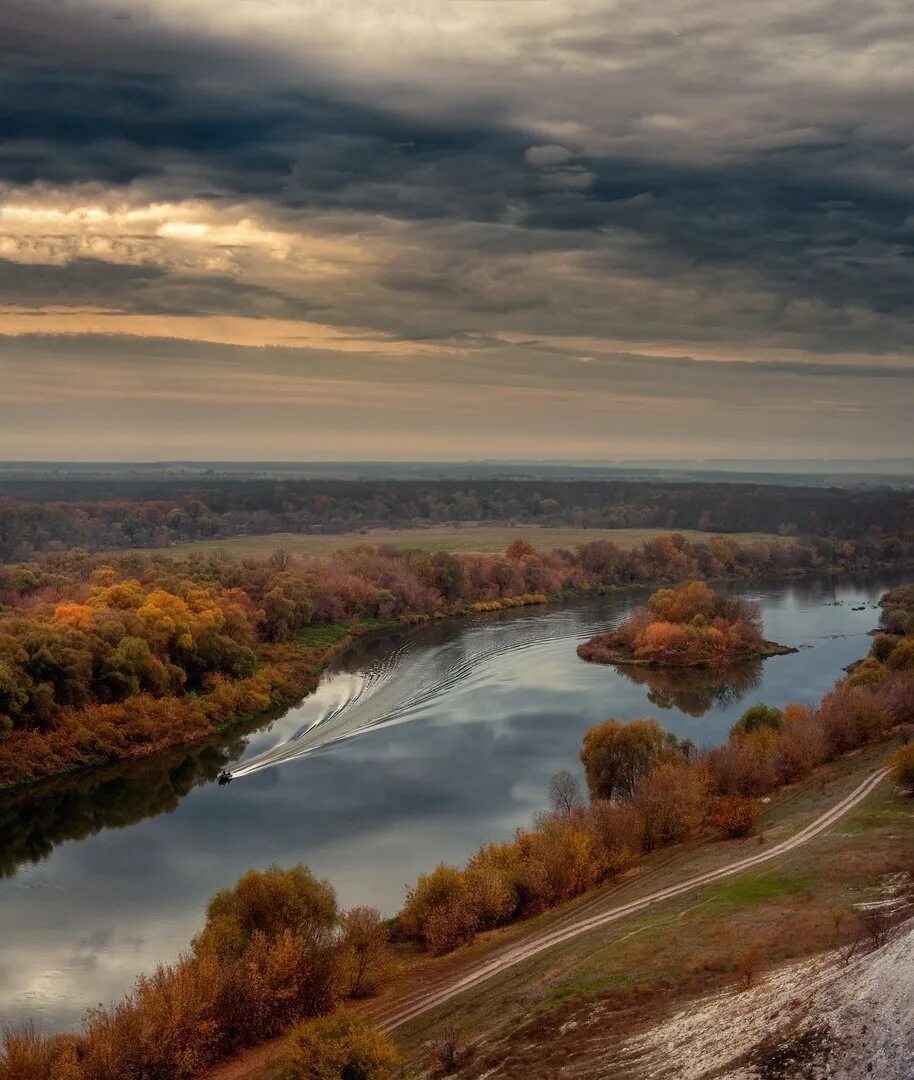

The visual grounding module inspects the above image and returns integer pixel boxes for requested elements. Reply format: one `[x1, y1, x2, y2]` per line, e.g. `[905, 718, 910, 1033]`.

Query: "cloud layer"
[1, 0, 912, 458]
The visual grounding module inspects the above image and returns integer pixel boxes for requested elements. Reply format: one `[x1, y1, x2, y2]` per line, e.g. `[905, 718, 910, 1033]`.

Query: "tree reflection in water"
[0, 717, 271, 879]
[613, 660, 763, 718]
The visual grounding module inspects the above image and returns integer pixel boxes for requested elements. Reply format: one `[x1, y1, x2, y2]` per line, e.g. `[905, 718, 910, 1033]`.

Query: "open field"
[135, 525, 789, 560]
[206, 739, 911, 1080]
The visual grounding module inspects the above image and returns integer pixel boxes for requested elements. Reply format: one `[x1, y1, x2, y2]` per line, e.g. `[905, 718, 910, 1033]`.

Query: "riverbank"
[200, 741, 913, 1080]
[0, 618, 366, 794]
[381, 742, 914, 1080]
[0, 597, 549, 793]
[1, 556, 909, 795]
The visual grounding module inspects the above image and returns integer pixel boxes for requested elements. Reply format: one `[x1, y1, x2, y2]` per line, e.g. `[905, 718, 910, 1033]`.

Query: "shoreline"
[577, 638, 798, 668]
[1, 560, 909, 796]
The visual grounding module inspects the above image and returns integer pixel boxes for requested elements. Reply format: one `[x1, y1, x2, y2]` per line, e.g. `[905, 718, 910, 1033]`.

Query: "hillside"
[617, 913, 913, 1079]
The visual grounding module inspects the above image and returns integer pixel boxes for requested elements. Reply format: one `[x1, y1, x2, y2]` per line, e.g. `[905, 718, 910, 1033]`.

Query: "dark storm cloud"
[0, 258, 323, 318]
[0, 0, 531, 218]
[3, 0, 914, 372]
[558, 150, 914, 335]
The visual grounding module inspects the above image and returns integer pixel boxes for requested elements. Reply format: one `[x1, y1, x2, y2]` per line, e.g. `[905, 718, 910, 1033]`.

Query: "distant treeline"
[1, 478, 913, 559]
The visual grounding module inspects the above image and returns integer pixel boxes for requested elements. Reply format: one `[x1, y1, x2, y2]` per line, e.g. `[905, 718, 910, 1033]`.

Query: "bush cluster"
[578, 580, 769, 666]
[846, 584, 914, 690]
[0, 867, 394, 1080]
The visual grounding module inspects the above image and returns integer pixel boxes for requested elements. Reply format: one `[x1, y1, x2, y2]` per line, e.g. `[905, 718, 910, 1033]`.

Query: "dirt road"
[206, 766, 887, 1078]
[372, 767, 888, 1030]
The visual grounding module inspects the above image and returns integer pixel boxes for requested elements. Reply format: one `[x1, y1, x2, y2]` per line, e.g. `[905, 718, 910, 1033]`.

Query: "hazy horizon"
[0, 456, 911, 474]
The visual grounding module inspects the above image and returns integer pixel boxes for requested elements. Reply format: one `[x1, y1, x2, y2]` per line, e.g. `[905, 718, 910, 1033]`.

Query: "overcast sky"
[1, 0, 913, 460]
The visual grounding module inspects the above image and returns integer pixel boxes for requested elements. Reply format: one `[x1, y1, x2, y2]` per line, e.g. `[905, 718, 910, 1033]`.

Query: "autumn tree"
[340, 907, 393, 998]
[648, 580, 716, 623]
[709, 794, 760, 838]
[416, 550, 466, 604]
[280, 1011, 400, 1080]
[887, 639, 914, 672]
[891, 742, 914, 794]
[588, 799, 644, 879]
[194, 864, 339, 963]
[731, 702, 783, 737]
[733, 941, 766, 989]
[397, 865, 479, 954]
[632, 762, 710, 850]
[505, 538, 536, 561]
[845, 656, 888, 689]
[580, 717, 681, 800]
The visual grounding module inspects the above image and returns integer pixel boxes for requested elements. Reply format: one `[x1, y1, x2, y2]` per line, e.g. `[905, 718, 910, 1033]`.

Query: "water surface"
[0, 572, 900, 1028]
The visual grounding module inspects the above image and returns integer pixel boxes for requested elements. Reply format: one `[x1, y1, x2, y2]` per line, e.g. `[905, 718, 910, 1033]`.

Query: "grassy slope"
[132, 526, 788, 560]
[386, 742, 913, 1077]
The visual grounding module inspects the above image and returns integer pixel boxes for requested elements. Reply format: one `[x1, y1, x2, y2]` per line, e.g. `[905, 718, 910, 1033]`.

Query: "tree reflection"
[613, 660, 763, 718]
[0, 715, 275, 879]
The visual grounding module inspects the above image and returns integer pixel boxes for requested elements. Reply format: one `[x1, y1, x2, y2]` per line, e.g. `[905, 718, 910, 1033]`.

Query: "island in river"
[578, 580, 797, 668]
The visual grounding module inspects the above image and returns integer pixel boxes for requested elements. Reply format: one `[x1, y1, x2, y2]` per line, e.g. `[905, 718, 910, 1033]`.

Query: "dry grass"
[134, 526, 788, 561]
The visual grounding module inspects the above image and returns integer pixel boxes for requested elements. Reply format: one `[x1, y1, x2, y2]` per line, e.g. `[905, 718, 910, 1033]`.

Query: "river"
[0, 570, 904, 1029]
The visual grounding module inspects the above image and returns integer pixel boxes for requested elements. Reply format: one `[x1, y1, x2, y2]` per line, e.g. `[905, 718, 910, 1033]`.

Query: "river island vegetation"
[577, 580, 794, 668]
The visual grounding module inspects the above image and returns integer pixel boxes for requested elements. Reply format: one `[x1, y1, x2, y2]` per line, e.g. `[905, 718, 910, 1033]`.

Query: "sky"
[1, 0, 913, 461]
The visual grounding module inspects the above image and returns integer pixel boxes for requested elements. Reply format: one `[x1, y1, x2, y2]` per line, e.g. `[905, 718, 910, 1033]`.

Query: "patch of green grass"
[535, 971, 634, 1013]
[295, 624, 352, 650]
[840, 792, 914, 834]
[705, 869, 813, 908]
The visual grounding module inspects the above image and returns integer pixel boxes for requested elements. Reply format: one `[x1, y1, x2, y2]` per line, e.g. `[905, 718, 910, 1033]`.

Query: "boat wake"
[229, 606, 624, 780]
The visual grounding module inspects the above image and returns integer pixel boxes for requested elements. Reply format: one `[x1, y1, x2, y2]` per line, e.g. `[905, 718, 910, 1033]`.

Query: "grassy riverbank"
[383, 743, 911, 1065]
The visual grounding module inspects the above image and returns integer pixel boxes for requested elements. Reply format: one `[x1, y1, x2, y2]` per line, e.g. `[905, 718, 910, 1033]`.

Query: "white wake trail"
[228, 606, 624, 780]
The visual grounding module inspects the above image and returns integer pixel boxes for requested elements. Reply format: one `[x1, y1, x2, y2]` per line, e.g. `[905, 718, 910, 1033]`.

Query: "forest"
[1, 476, 913, 560]
[1, 531, 913, 789]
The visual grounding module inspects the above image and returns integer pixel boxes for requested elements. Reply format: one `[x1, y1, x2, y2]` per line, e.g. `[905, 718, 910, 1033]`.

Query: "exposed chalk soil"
[611, 911, 914, 1080]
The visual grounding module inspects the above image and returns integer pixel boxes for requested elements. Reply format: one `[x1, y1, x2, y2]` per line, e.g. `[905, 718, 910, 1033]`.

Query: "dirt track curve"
[371, 767, 888, 1030]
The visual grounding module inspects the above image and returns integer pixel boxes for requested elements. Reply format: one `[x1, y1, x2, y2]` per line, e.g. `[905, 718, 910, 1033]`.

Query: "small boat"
[217, 770, 233, 786]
